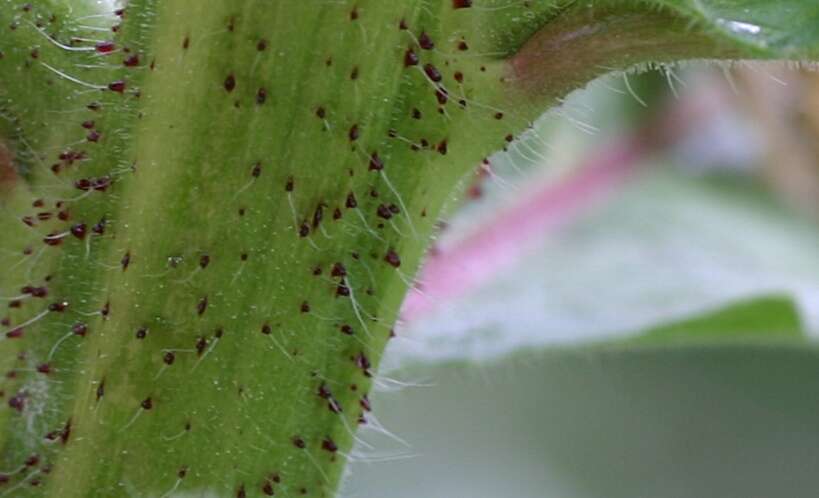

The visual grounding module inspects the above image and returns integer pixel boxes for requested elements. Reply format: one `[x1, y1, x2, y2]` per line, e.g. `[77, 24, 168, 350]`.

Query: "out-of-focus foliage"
[349, 66, 819, 497]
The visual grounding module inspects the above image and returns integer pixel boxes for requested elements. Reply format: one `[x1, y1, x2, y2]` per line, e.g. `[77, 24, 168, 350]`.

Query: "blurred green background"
[343, 65, 819, 497]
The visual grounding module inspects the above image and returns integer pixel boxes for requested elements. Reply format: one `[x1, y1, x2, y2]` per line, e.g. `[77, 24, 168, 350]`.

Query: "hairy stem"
[0, 1, 813, 497]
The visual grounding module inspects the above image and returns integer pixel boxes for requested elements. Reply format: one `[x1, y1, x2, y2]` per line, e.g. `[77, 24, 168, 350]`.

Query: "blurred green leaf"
[658, 0, 819, 57]
[629, 295, 805, 345]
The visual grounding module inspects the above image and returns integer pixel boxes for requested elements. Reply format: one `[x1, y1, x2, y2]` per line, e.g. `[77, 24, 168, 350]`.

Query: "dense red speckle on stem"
[70, 223, 87, 239]
[92, 218, 107, 235]
[224, 74, 236, 92]
[384, 249, 401, 268]
[197, 296, 208, 316]
[74, 176, 110, 191]
[0, 0, 622, 490]
[49, 301, 68, 312]
[369, 153, 383, 171]
[123, 54, 139, 67]
[418, 32, 434, 50]
[376, 204, 393, 220]
[95, 41, 115, 53]
[312, 203, 324, 228]
[404, 48, 419, 67]
[196, 336, 207, 355]
[72, 323, 87, 336]
[453, 0, 473, 8]
[354, 352, 372, 376]
[331, 262, 347, 278]
[60, 419, 72, 444]
[424, 63, 442, 82]
[23, 286, 47, 298]
[107, 80, 126, 93]
[321, 437, 338, 453]
[262, 482, 274, 496]
[6, 328, 23, 339]
[360, 394, 371, 412]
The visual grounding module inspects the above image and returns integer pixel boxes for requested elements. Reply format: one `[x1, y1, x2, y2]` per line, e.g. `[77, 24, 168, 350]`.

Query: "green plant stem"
[0, 1, 813, 497]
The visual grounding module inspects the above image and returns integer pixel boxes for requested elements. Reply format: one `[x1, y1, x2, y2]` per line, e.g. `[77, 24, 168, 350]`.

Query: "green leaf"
[656, 0, 819, 57]
[629, 295, 805, 345]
